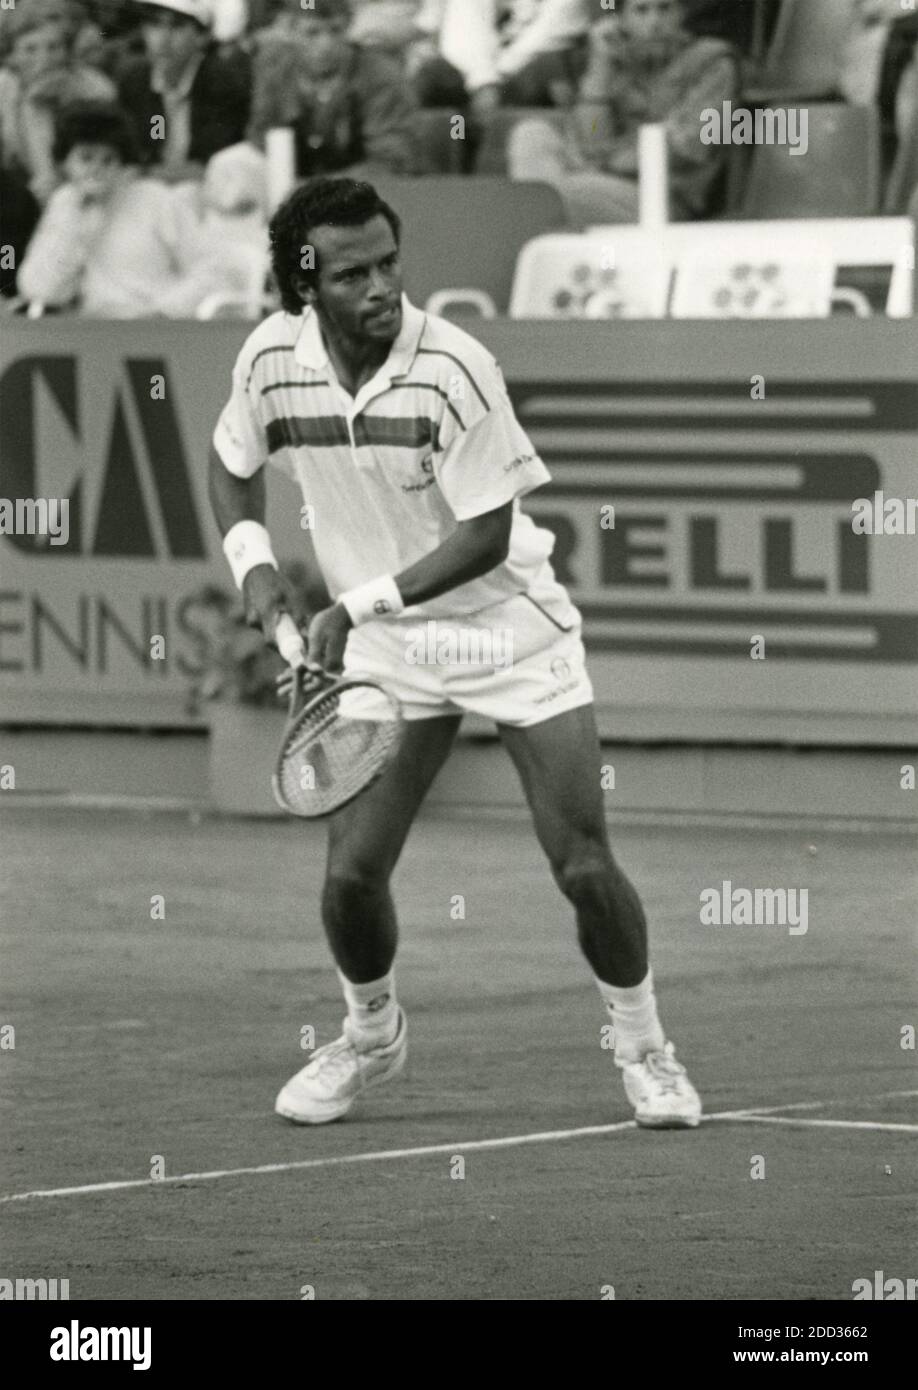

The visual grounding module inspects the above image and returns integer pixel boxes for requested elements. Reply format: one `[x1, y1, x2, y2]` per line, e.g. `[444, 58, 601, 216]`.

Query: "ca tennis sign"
[0, 320, 916, 741]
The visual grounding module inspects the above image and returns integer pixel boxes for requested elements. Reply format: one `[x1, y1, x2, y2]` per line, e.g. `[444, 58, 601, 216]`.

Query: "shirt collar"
[293, 294, 427, 381]
[151, 50, 205, 100]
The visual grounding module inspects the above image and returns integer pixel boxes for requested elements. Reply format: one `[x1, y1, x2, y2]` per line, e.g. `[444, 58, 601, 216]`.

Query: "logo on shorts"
[550, 657, 572, 682]
[421, 456, 434, 475]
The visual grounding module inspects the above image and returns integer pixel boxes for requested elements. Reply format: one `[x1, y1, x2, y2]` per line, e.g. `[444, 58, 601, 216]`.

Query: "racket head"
[272, 668, 404, 819]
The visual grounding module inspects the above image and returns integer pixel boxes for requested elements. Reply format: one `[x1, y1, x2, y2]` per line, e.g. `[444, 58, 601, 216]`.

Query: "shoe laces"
[642, 1042, 687, 1091]
[305, 1033, 357, 1085]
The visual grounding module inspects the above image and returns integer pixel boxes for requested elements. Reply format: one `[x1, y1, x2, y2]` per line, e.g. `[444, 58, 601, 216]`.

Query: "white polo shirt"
[213, 295, 558, 619]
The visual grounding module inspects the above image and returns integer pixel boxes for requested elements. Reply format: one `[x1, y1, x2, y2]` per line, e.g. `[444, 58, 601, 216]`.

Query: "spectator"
[174, 141, 272, 313]
[507, 0, 738, 227]
[117, 0, 252, 181]
[18, 101, 227, 317]
[438, 0, 591, 115]
[348, 1, 468, 108]
[248, 0, 419, 177]
[0, 0, 115, 203]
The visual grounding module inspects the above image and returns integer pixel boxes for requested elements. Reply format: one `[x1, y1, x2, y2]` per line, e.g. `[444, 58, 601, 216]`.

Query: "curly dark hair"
[268, 176, 401, 316]
[53, 101, 140, 166]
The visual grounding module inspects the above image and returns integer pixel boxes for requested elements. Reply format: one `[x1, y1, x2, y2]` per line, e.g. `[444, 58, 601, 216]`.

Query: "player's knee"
[322, 867, 390, 920]
[555, 844, 615, 910]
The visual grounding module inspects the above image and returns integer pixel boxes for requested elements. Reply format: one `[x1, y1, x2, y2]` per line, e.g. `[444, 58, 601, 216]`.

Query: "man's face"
[142, 12, 207, 77]
[303, 215, 403, 345]
[290, 14, 350, 80]
[63, 142, 123, 202]
[14, 23, 68, 86]
[620, 0, 682, 54]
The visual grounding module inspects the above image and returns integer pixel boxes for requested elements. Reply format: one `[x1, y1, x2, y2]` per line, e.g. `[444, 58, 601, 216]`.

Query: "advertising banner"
[1, 320, 915, 742]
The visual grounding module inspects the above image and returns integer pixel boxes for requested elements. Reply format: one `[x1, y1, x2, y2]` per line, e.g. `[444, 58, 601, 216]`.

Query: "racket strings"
[275, 685, 401, 816]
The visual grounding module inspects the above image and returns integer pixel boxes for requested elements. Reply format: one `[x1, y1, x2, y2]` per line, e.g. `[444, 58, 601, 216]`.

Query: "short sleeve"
[435, 362, 552, 521]
[212, 354, 268, 478]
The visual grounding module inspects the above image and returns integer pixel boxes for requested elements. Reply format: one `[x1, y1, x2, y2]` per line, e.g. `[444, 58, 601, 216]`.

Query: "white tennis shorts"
[342, 579, 594, 727]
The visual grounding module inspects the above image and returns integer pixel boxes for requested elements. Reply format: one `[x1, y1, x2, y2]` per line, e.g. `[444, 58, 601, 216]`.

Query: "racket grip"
[274, 613, 307, 668]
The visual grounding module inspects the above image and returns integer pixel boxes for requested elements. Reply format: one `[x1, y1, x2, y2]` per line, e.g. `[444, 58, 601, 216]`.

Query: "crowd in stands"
[0, 0, 916, 318]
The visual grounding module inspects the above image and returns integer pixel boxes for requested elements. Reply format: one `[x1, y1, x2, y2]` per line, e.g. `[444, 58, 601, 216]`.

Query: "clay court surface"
[1, 801, 915, 1301]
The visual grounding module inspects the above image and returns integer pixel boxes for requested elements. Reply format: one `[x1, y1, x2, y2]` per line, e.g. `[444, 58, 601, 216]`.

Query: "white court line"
[713, 1116, 918, 1134]
[1, 1095, 914, 1205]
[0, 1119, 640, 1204]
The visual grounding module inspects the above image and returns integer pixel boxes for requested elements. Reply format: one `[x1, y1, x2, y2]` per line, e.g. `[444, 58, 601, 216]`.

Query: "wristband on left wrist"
[339, 574, 404, 626]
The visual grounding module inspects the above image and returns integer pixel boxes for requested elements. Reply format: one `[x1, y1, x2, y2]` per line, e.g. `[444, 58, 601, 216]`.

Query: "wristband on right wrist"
[222, 519, 278, 590]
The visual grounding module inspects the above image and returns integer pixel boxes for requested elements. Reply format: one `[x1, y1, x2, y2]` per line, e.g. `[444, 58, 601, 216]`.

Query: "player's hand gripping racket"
[271, 614, 404, 819]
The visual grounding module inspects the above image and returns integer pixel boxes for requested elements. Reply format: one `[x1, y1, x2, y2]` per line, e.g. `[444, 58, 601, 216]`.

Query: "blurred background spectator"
[348, 2, 467, 109]
[176, 139, 272, 314]
[17, 100, 253, 317]
[248, 0, 419, 177]
[507, 0, 738, 227]
[437, 0, 591, 116]
[117, 0, 252, 182]
[2, 0, 916, 318]
[0, 0, 115, 204]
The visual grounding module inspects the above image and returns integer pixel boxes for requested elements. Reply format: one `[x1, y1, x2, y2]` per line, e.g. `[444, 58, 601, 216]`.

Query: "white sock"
[595, 969, 666, 1064]
[337, 969, 399, 1046]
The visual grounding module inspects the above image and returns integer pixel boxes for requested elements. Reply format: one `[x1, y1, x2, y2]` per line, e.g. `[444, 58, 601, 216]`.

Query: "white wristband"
[222, 519, 278, 590]
[339, 574, 404, 626]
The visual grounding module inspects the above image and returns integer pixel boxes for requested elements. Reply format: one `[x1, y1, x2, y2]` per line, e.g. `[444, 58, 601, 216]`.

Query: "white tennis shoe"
[274, 1010, 407, 1124]
[617, 1041, 702, 1129]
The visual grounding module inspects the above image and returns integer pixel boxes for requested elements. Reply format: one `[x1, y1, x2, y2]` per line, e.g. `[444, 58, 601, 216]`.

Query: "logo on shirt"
[503, 453, 536, 473]
[401, 455, 437, 494]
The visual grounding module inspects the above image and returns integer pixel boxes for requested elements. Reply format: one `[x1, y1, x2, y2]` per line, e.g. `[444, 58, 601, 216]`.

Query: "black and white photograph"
[1, 0, 915, 1340]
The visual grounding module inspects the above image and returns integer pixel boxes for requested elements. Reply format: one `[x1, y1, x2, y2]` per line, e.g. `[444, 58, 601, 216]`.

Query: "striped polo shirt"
[212, 295, 557, 619]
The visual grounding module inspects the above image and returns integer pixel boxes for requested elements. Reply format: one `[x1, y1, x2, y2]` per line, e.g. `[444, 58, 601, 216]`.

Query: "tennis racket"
[271, 614, 404, 819]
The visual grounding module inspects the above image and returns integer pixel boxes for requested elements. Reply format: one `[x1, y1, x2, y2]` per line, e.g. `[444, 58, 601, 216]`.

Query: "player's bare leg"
[499, 704, 701, 1128]
[322, 713, 461, 979]
[275, 714, 461, 1124]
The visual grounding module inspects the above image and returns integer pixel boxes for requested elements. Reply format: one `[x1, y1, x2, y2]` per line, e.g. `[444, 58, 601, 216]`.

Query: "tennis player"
[209, 177, 701, 1129]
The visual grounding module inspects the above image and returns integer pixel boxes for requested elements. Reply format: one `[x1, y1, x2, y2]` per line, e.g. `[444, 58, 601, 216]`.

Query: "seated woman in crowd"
[248, 0, 419, 177]
[18, 101, 246, 318]
[507, 0, 739, 227]
[0, 0, 115, 203]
